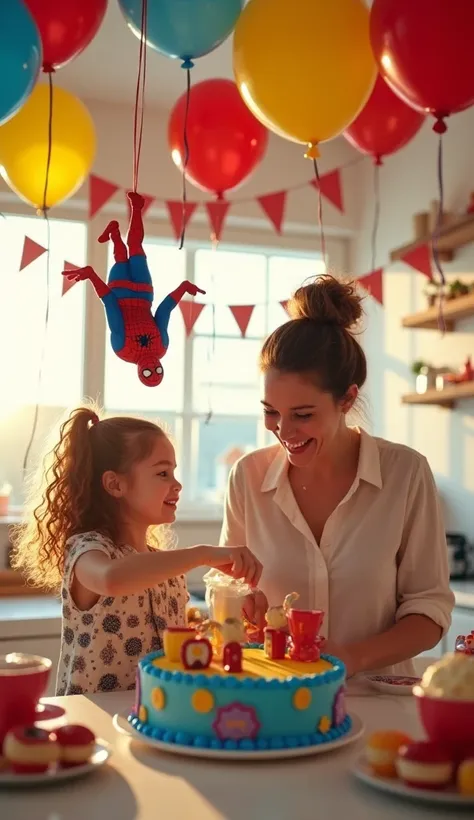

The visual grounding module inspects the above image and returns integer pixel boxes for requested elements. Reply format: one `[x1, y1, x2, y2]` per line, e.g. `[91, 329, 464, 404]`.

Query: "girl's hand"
[197, 545, 263, 588]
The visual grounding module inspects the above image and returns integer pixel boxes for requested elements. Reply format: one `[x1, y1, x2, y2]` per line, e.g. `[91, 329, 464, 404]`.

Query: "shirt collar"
[260, 427, 383, 493]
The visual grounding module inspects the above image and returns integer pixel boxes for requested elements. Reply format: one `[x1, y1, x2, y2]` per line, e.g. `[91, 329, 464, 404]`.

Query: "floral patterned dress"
[55, 531, 187, 695]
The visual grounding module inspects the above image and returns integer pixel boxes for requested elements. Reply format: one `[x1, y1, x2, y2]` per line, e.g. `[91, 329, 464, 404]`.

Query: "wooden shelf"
[402, 381, 474, 408]
[390, 212, 474, 264]
[402, 291, 474, 330]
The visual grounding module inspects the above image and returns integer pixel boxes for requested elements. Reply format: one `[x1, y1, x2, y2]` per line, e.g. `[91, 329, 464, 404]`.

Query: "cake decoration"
[181, 637, 213, 670]
[287, 607, 324, 663]
[293, 687, 312, 710]
[192, 689, 215, 714]
[332, 686, 346, 727]
[365, 730, 413, 777]
[212, 703, 260, 741]
[458, 758, 474, 795]
[318, 716, 331, 734]
[151, 687, 166, 711]
[455, 630, 474, 655]
[163, 627, 197, 662]
[138, 705, 148, 723]
[3, 726, 59, 774]
[395, 741, 454, 791]
[133, 669, 141, 716]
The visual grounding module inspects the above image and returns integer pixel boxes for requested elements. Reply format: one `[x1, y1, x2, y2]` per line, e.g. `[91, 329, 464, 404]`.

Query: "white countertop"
[3, 659, 460, 820]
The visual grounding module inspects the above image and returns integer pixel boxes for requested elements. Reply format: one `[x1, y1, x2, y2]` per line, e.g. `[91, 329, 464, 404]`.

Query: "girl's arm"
[74, 544, 261, 597]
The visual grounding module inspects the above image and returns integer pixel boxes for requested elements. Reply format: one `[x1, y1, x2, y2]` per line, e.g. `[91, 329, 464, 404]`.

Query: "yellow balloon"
[233, 0, 376, 155]
[0, 83, 96, 210]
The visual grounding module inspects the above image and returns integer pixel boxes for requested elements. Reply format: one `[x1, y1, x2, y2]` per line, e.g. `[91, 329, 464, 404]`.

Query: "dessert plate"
[353, 756, 474, 806]
[365, 675, 420, 696]
[113, 711, 364, 761]
[0, 743, 110, 788]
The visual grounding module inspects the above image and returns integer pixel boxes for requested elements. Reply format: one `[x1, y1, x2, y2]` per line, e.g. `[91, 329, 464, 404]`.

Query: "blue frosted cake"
[129, 643, 350, 752]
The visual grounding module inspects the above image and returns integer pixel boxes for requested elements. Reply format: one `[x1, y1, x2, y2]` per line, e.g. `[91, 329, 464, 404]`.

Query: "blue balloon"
[118, 0, 244, 63]
[0, 1, 41, 126]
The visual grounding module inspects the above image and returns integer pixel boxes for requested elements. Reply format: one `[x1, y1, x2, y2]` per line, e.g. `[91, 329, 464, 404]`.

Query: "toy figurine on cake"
[264, 592, 299, 659]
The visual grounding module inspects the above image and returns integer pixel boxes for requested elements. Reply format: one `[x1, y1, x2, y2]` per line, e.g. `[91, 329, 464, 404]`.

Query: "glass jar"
[203, 569, 251, 624]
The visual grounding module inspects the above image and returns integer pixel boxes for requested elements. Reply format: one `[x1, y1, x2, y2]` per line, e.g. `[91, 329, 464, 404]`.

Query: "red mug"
[0, 653, 52, 749]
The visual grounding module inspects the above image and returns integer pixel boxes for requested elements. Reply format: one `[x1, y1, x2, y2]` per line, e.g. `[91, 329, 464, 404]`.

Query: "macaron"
[3, 726, 59, 774]
[55, 724, 96, 768]
[366, 730, 413, 777]
[396, 741, 453, 790]
[458, 757, 474, 795]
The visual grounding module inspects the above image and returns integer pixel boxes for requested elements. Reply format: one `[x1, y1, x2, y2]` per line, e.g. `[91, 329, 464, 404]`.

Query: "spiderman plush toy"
[63, 192, 205, 386]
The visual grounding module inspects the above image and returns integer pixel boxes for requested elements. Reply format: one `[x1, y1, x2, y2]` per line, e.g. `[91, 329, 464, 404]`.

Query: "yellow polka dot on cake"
[318, 715, 331, 734]
[138, 705, 148, 722]
[151, 687, 166, 711]
[293, 687, 312, 710]
[192, 689, 215, 714]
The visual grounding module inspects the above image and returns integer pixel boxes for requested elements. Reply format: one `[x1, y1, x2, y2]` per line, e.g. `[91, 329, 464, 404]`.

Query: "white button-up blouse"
[220, 428, 454, 675]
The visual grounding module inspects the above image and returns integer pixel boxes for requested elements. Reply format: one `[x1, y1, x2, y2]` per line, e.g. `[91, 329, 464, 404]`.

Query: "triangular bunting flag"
[62, 261, 80, 296]
[179, 301, 205, 336]
[20, 237, 47, 271]
[126, 193, 155, 222]
[257, 190, 287, 234]
[89, 175, 120, 219]
[280, 300, 290, 315]
[165, 200, 198, 241]
[399, 244, 432, 279]
[229, 305, 255, 337]
[358, 268, 384, 305]
[205, 201, 230, 242]
[310, 169, 344, 212]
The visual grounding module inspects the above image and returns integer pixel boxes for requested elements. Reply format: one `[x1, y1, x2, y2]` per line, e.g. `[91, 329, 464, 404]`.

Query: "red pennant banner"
[229, 305, 255, 337]
[257, 190, 287, 234]
[179, 301, 205, 336]
[20, 237, 47, 271]
[358, 268, 384, 305]
[311, 169, 344, 213]
[165, 200, 198, 241]
[399, 244, 432, 279]
[126, 193, 155, 222]
[89, 175, 120, 219]
[62, 261, 80, 296]
[205, 201, 230, 242]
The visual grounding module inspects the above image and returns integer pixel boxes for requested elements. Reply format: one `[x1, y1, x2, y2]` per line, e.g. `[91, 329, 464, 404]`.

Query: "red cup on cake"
[0, 653, 52, 749]
[413, 653, 474, 758]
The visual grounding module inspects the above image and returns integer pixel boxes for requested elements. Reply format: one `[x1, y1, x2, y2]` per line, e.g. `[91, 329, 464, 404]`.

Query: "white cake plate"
[0, 743, 110, 788]
[113, 712, 364, 761]
[352, 757, 474, 807]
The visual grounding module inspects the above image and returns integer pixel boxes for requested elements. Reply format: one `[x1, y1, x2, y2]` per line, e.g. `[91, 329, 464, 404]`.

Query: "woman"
[220, 275, 454, 677]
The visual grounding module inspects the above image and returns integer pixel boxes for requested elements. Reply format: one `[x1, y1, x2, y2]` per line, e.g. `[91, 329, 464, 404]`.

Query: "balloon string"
[431, 134, 446, 334]
[179, 66, 192, 251]
[371, 163, 380, 272]
[312, 158, 327, 270]
[132, 0, 148, 193]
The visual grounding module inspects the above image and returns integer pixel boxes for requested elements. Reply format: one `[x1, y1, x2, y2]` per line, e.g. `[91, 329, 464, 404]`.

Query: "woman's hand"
[242, 589, 268, 631]
[197, 545, 263, 588]
[320, 639, 356, 678]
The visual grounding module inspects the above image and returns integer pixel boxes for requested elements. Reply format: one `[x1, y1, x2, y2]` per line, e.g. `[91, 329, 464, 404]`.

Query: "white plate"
[0, 743, 110, 788]
[365, 675, 421, 696]
[352, 756, 474, 806]
[113, 712, 364, 761]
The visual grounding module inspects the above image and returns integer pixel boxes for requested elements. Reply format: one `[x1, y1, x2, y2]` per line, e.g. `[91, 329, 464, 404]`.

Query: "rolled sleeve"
[395, 456, 454, 635]
[219, 460, 246, 547]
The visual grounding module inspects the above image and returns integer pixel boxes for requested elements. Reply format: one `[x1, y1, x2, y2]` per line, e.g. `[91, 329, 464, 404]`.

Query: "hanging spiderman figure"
[62, 192, 205, 387]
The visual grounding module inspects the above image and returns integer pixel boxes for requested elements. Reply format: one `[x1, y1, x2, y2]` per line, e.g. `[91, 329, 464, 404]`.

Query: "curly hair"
[11, 404, 172, 592]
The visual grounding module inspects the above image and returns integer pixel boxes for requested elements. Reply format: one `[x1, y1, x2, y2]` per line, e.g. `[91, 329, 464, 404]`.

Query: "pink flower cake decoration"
[213, 702, 260, 740]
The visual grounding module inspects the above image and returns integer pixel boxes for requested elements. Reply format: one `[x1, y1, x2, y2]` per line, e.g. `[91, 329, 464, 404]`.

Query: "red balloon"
[344, 74, 425, 164]
[168, 79, 268, 197]
[370, 0, 474, 132]
[24, 0, 108, 71]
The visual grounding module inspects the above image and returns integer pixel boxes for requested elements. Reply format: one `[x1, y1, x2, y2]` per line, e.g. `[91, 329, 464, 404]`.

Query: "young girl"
[12, 407, 261, 695]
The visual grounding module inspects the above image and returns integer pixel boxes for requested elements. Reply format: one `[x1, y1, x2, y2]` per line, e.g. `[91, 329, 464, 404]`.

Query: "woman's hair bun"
[288, 274, 363, 329]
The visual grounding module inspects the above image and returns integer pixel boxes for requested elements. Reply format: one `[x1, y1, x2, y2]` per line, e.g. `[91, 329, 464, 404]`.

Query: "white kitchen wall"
[353, 108, 474, 538]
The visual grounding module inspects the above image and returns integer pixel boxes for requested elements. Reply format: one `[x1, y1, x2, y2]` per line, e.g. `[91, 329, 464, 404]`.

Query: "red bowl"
[414, 685, 474, 757]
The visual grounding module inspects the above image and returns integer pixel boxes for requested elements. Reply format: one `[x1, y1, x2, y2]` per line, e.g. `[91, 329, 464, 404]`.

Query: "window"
[0, 215, 87, 503]
[103, 240, 324, 504]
